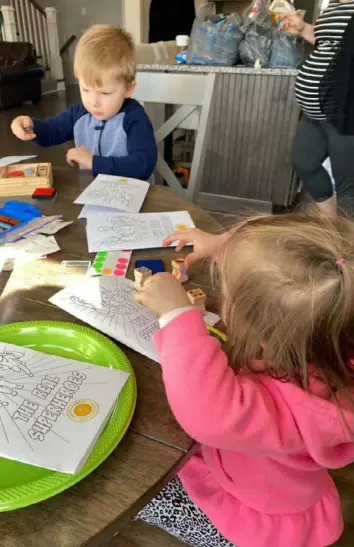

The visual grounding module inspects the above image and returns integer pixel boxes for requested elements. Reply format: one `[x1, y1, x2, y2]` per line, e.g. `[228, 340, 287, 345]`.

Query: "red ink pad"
[8, 170, 24, 178]
[32, 188, 56, 200]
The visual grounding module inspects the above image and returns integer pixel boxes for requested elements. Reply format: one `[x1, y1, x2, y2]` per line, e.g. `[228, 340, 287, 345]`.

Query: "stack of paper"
[75, 174, 150, 218]
[0, 342, 129, 473]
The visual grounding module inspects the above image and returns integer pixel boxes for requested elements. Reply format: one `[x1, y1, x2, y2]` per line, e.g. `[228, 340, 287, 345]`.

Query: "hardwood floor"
[1, 92, 354, 547]
[109, 522, 185, 547]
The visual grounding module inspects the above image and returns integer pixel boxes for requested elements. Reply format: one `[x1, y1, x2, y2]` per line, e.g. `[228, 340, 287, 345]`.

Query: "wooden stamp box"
[0, 163, 53, 197]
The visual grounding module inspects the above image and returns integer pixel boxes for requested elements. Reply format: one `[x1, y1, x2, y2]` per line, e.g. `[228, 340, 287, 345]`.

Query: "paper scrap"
[0, 215, 62, 244]
[75, 174, 149, 213]
[0, 242, 41, 272]
[0, 155, 37, 167]
[203, 312, 221, 327]
[78, 205, 125, 219]
[33, 220, 73, 235]
[0, 234, 60, 272]
[24, 234, 60, 255]
[86, 211, 195, 252]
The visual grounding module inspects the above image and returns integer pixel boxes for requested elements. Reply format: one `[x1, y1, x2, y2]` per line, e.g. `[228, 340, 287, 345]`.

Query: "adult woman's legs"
[325, 122, 354, 217]
[292, 115, 337, 216]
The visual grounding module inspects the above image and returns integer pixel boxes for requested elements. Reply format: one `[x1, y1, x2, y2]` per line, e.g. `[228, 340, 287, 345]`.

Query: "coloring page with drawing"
[74, 174, 150, 213]
[0, 343, 129, 474]
[50, 277, 160, 362]
[86, 211, 195, 252]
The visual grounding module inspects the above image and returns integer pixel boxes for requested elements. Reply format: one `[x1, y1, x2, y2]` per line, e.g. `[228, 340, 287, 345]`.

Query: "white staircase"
[0, 1, 64, 93]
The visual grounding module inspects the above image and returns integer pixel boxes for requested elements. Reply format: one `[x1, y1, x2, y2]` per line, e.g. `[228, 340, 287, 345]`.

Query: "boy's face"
[78, 77, 136, 120]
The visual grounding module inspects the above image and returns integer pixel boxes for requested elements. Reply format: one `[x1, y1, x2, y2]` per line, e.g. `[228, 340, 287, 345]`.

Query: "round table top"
[0, 167, 222, 547]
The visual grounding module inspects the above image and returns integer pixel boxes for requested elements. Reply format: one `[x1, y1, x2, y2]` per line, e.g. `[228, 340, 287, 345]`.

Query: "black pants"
[292, 115, 354, 206]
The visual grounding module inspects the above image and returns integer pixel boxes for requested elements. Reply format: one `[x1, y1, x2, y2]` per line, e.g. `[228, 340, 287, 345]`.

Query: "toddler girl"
[135, 214, 354, 547]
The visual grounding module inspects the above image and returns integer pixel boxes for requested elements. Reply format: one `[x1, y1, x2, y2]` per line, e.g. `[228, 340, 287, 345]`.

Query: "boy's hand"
[11, 116, 36, 140]
[67, 146, 93, 170]
[163, 228, 226, 266]
[135, 273, 191, 318]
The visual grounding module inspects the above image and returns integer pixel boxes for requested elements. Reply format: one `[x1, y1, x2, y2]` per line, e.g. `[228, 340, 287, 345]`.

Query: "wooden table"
[0, 167, 222, 547]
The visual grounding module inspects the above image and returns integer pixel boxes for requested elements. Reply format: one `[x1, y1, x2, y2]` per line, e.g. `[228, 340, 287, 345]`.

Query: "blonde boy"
[11, 25, 157, 179]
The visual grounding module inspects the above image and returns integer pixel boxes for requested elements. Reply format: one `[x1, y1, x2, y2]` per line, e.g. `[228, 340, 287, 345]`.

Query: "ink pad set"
[0, 163, 53, 197]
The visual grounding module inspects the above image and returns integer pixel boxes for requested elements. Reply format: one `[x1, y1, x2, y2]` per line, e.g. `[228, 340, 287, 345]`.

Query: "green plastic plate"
[0, 321, 137, 511]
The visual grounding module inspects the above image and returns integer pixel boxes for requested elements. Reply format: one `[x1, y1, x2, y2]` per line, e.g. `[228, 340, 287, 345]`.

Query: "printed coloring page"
[75, 174, 150, 213]
[86, 211, 195, 252]
[0, 343, 129, 473]
[50, 276, 160, 362]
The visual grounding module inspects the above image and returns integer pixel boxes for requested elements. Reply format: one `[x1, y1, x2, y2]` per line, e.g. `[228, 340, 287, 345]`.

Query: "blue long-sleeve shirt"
[31, 99, 157, 180]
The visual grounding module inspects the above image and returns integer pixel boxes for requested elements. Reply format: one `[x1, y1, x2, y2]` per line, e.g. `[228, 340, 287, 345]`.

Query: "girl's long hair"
[215, 214, 354, 401]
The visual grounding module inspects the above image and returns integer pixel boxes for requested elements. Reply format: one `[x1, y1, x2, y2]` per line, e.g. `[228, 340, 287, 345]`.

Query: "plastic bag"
[239, 0, 273, 67]
[269, 28, 303, 68]
[241, 0, 272, 30]
[269, 0, 306, 26]
[187, 4, 243, 66]
[195, 1, 216, 22]
[269, 0, 295, 24]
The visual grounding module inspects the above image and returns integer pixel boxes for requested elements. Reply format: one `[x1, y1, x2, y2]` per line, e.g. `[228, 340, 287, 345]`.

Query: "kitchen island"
[137, 62, 300, 212]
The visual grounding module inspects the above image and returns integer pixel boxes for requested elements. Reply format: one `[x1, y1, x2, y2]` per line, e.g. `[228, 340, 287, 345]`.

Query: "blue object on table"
[0, 200, 42, 222]
[135, 259, 165, 274]
[0, 200, 42, 237]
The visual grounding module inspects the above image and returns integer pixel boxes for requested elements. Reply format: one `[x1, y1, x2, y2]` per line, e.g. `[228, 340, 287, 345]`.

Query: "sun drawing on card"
[67, 399, 99, 422]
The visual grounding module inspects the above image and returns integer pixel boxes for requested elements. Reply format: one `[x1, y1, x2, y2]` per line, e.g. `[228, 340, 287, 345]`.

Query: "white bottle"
[176, 35, 190, 53]
[175, 35, 189, 64]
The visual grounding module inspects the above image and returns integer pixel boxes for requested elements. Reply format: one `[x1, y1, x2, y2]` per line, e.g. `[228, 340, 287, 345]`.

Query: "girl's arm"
[154, 309, 302, 452]
[163, 229, 231, 266]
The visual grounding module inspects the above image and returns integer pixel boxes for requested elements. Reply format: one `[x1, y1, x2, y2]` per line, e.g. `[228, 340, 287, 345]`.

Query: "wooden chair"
[133, 71, 216, 202]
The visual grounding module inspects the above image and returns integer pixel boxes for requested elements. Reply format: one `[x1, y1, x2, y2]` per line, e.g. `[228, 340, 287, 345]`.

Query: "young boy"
[11, 25, 157, 180]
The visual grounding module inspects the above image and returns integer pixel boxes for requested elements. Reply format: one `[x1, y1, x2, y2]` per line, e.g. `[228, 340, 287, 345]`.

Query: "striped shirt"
[295, 1, 354, 120]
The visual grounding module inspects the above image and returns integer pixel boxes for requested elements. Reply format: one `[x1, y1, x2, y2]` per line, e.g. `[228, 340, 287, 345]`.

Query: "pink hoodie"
[153, 309, 354, 547]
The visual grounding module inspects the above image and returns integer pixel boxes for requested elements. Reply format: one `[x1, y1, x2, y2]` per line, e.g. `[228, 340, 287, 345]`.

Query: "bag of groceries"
[187, 2, 243, 66]
[268, 0, 305, 68]
[239, 0, 273, 67]
[269, 28, 303, 68]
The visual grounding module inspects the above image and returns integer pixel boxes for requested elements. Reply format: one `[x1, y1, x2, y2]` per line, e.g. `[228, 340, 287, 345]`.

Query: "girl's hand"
[163, 228, 225, 266]
[11, 116, 36, 140]
[135, 273, 191, 317]
[279, 13, 305, 36]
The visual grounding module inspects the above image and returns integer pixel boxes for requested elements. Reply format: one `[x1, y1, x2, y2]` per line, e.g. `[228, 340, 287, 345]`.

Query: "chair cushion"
[0, 64, 44, 83]
[0, 42, 37, 67]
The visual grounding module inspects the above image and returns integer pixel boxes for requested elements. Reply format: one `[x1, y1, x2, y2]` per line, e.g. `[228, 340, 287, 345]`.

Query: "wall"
[49, 0, 123, 85]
